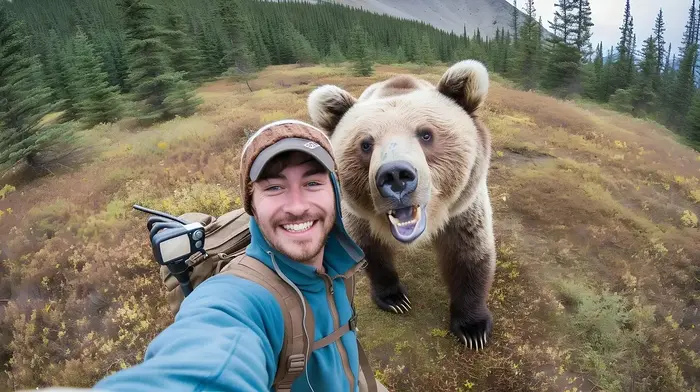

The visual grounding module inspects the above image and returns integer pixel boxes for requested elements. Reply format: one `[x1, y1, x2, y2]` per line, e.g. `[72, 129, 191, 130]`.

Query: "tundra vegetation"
[1, 0, 699, 391]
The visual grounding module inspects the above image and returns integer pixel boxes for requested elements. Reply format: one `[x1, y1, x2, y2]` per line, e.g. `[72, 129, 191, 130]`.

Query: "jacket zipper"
[319, 272, 355, 391]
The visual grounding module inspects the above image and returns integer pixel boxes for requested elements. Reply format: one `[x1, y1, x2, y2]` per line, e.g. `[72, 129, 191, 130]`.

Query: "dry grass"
[1, 64, 699, 391]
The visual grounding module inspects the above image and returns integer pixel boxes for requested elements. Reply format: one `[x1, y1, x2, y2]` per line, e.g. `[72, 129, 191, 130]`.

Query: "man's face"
[251, 152, 336, 264]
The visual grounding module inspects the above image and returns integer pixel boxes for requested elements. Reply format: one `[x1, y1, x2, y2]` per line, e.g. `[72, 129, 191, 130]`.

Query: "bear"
[307, 60, 496, 350]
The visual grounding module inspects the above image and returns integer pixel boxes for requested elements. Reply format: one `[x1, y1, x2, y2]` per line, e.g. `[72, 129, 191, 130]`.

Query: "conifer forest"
[1, 0, 699, 173]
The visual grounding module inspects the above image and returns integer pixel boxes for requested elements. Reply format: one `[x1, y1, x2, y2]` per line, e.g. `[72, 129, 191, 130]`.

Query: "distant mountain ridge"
[320, 0, 525, 38]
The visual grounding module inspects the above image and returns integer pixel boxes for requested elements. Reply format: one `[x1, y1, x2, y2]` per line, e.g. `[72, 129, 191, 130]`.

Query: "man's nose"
[282, 186, 310, 215]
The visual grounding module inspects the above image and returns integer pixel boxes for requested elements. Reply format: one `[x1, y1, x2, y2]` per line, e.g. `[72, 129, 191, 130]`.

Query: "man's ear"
[437, 60, 489, 115]
[307, 85, 357, 135]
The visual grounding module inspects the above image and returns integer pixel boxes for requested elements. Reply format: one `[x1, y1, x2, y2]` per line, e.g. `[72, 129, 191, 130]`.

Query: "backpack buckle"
[349, 310, 358, 331]
[287, 353, 306, 374]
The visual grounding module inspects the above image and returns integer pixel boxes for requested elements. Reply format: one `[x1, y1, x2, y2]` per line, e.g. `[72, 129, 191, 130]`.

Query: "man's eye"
[306, 181, 322, 187]
[265, 185, 282, 192]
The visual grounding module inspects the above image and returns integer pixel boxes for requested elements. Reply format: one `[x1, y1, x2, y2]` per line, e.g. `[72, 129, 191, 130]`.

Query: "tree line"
[0, 0, 697, 173]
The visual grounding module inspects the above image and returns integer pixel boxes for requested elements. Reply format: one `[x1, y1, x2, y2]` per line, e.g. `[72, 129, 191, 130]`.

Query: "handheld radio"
[133, 204, 207, 297]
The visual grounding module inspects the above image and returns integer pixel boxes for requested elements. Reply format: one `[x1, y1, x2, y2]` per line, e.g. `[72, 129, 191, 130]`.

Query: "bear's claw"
[451, 309, 493, 351]
[372, 284, 411, 315]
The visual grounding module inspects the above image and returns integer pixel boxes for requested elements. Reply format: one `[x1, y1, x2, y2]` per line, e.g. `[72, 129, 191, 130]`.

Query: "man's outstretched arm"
[94, 275, 285, 392]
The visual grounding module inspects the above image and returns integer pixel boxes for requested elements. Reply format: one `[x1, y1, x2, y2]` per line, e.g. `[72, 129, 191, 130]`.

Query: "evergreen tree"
[612, 0, 634, 94]
[118, 0, 200, 123]
[575, 0, 594, 61]
[628, 36, 657, 116]
[0, 5, 70, 169]
[42, 29, 71, 111]
[653, 9, 666, 78]
[685, 93, 700, 145]
[289, 26, 320, 65]
[162, 8, 205, 81]
[67, 29, 123, 127]
[584, 42, 605, 100]
[349, 23, 373, 76]
[517, 0, 539, 89]
[415, 33, 436, 65]
[670, 1, 700, 127]
[540, 0, 582, 96]
[396, 45, 407, 63]
[219, 0, 256, 73]
[324, 40, 345, 65]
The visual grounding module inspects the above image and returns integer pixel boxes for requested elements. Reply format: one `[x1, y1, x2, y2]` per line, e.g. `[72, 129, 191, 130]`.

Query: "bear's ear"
[437, 60, 489, 115]
[307, 85, 357, 134]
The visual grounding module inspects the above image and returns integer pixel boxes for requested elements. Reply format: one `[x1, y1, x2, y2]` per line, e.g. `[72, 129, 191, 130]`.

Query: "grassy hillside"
[1, 63, 699, 392]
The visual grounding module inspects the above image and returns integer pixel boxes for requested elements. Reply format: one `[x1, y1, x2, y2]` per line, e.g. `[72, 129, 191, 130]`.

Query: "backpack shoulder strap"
[220, 255, 314, 392]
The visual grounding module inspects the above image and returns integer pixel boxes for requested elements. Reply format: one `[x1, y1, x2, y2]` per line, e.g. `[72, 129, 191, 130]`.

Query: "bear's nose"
[375, 161, 418, 200]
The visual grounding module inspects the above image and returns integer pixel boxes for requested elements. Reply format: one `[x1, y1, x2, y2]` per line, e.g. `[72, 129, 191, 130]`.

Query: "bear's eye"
[360, 138, 373, 153]
[418, 129, 433, 143]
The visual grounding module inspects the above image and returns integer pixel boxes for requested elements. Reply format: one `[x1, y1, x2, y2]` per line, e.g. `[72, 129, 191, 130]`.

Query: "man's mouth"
[282, 220, 315, 233]
[386, 205, 427, 243]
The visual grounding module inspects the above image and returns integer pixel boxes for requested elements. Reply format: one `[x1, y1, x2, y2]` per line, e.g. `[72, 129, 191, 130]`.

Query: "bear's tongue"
[387, 206, 427, 243]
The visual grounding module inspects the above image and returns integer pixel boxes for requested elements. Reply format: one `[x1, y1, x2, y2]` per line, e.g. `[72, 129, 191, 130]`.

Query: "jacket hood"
[245, 161, 365, 293]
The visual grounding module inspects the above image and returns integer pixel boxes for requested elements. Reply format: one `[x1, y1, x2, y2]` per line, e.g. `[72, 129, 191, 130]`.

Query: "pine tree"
[119, 0, 200, 123]
[0, 5, 70, 169]
[415, 33, 436, 65]
[162, 8, 205, 81]
[653, 9, 666, 78]
[67, 29, 123, 127]
[289, 26, 320, 65]
[396, 45, 407, 63]
[670, 1, 700, 127]
[517, 0, 539, 89]
[349, 23, 373, 76]
[540, 0, 582, 96]
[685, 93, 700, 145]
[324, 40, 345, 65]
[219, 0, 256, 73]
[575, 0, 594, 61]
[42, 29, 71, 112]
[584, 42, 605, 100]
[612, 0, 634, 93]
[628, 36, 657, 116]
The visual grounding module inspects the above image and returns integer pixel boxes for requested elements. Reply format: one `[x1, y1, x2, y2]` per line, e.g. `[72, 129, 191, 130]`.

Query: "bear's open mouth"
[387, 205, 427, 243]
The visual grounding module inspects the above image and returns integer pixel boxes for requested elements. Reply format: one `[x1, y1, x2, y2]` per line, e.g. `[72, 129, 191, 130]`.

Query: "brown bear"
[307, 60, 496, 350]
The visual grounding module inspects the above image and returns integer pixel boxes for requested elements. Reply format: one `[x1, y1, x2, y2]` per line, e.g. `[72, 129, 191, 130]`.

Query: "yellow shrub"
[0, 183, 16, 199]
[158, 183, 239, 217]
[690, 189, 700, 203]
[681, 210, 698, 228]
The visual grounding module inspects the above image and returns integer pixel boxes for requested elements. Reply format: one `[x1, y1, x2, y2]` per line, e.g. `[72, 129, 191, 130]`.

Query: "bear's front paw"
[450, 307, 493, 351]
[371, 282, 411, 314]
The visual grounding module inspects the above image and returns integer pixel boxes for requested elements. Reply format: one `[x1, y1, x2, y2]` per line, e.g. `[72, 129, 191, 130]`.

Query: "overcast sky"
[519, 0, 689, 58]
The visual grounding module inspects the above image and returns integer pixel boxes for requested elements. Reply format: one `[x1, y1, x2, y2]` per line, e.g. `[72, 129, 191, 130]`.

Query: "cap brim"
[249, 137, 335, 181]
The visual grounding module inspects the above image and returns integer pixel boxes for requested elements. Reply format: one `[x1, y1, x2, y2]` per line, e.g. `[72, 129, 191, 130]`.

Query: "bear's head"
[307, 60, 491, 245]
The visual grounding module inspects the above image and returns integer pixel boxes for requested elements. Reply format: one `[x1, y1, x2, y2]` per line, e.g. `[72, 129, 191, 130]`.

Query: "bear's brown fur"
[307, 60, 496, 350]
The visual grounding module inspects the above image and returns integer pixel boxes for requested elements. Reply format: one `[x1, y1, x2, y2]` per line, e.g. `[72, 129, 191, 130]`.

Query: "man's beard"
[259, 212, 335, 264]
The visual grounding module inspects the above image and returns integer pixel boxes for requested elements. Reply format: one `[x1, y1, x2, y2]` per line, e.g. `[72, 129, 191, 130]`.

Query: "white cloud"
[527, 0, 688, 58]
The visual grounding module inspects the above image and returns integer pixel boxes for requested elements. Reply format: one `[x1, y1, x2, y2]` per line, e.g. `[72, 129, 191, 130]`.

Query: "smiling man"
[76, 119, 388, 392]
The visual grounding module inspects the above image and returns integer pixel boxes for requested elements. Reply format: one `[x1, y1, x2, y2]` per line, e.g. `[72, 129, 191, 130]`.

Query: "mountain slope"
[325, 0, 521, 37]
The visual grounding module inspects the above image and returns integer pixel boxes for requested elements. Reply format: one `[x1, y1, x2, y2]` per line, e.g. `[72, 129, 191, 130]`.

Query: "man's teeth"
[387, 206, 422, 227]
[283, 221, 314, 232]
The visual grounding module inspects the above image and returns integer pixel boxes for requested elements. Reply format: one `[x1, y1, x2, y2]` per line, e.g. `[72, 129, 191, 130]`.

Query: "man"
[87, 120, 387, 391]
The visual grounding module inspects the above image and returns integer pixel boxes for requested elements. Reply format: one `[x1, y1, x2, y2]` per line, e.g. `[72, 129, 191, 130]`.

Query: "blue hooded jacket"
[94, 172, 366, 392]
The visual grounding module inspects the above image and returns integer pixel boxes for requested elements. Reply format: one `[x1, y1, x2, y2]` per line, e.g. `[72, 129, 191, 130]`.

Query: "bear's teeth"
[387, 206, 422, 227]
[388, 214, 402, 227]
[283, 221, 313, 232]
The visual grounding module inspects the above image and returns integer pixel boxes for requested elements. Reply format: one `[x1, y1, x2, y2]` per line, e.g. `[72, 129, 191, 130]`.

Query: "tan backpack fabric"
[158, 208, 377, 392]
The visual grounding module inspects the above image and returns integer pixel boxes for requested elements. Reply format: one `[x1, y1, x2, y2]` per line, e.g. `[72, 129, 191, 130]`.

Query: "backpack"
[158, 208, 377, 392]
